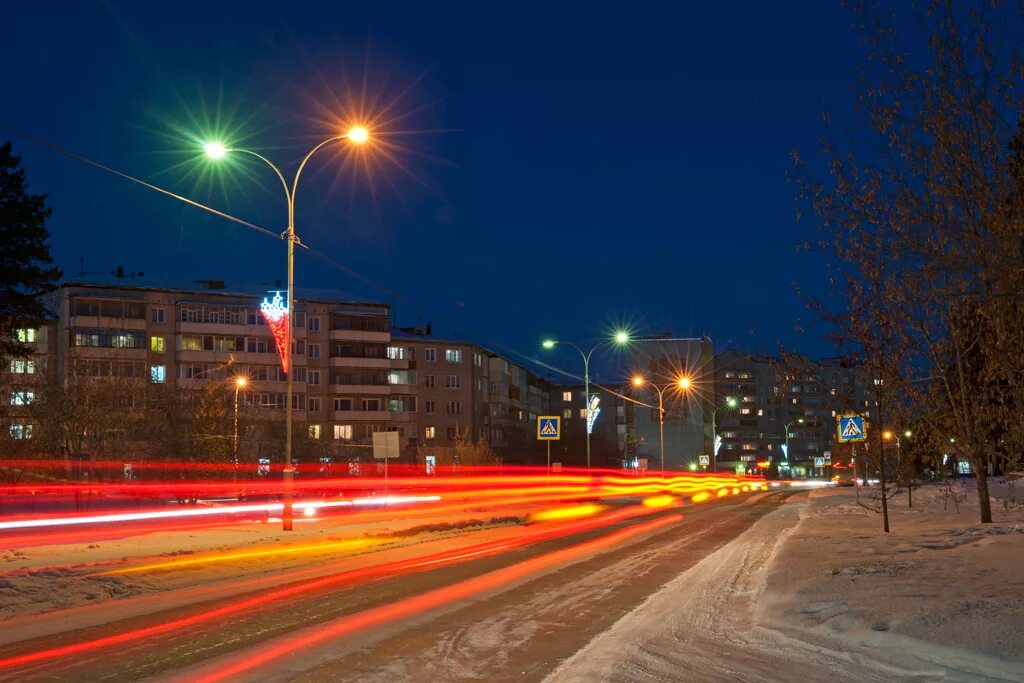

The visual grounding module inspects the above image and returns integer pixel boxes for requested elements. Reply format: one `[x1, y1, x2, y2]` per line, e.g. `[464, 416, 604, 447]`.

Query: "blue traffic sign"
[837, 414, 867, 443]
[814, 457, 825, 467]
[537, 416, 561, 440]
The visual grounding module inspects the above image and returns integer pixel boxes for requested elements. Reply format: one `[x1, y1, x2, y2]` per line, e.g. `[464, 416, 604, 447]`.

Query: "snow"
[547, 479, 1024, 682]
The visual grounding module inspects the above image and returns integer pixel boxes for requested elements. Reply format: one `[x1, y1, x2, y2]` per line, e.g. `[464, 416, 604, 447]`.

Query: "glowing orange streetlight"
[232, 375, 249, 473]
[630, 374, 692, 475]
[347, 125, 370, 144]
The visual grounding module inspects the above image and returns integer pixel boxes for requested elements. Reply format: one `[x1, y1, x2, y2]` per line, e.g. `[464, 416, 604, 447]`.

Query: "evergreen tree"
[0, 141, 62, 361]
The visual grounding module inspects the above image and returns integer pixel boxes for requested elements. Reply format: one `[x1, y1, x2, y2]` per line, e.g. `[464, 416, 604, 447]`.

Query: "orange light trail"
[189, 514, 682, 683]
[0, 502, 671, 670]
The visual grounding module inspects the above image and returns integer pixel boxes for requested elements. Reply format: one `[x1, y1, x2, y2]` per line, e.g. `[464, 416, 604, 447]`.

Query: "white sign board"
[372, 431, 400, 459]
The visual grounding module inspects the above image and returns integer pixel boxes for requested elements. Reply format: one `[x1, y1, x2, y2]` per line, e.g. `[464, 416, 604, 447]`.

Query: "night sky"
[3, 1, 868, 378]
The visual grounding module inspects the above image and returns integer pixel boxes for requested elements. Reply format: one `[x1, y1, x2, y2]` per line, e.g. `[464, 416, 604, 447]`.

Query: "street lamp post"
[205, 126, 369, 530]
[233, 376, 248, 475]
[543, 332, 629, 474]
[783, 417, 804, 473]
[710, 397, 738, 473]
[631, 375, 691, 475]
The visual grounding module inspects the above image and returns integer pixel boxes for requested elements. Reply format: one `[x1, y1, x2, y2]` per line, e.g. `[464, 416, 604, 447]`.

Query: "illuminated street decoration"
[260, 291, 290, 373]
[714, 434, 723, 456]
[586, 394, 601, 434]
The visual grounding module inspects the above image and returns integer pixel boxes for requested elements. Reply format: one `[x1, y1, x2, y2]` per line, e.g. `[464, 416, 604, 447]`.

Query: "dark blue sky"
[3, 1, 866, 373]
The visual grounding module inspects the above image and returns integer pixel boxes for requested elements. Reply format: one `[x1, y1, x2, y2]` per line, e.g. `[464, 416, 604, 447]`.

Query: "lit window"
[10, 391, 34, 405]
[150, 365, 167, 383]
[425, 426, 436, 439]
[742, 443, 756, 450]
[308, 424, 322, 439]
[150, 336, 165, 353]
[757, 409, 763, 416]
[424, 348, 436, 363]
[562, 391, 572, 402]
[334, 424, 353, 440]
[15, 329, 37, 343]
[445, 349, 462, 363]
[580, 408, 587, 418]
[9, 359, 35, 374]
[740, 408, 751, 415]
[9, 423, 33, 439]
[563, 409, 571, 419]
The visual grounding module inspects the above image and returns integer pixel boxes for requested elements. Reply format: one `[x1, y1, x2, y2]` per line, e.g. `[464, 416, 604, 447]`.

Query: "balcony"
[70, 315, 147, 331]
[328, 356, 398, 369]
[331, 410, 390, 421]
[329, 383, 390, 395]
[328, 329, 389, 343]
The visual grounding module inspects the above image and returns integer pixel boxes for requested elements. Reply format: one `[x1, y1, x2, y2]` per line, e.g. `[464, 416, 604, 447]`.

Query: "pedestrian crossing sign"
[837, 414, 867, 443]
[815, 457, 825, 467]
[537, 416, 561, 440]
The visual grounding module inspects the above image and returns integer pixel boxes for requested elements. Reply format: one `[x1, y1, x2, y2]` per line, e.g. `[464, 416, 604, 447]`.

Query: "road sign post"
[698, 454, 710, 469]
[537, 416, 561, 476]
[373, 431, 400, 501]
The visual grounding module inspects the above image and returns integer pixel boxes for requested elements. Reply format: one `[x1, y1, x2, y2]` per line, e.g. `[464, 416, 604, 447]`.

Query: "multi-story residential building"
[627, 336, 716, 471]
[391, 324, 490, 453]
[547, 383, 633, 469]
[21, 277, 417, 463]
[486, 354, 551, 464]
[714, 350, 876, 477]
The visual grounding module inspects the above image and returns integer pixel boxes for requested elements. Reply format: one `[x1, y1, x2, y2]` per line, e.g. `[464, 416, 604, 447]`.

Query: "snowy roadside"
[547, 482, 1024, 682]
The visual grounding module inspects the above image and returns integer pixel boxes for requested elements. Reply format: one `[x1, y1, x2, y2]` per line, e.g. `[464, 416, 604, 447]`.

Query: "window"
[446, 427, 457, 440]
[333, 398, 353, 411]
[387, 346, 411, 360]
[740, 408, 751, 415]
[334, 424, 353, 440]
[742, 443, 756, 451]
[362, 399, 381, 411]
[181, 336, 202, 351]
[424, 426, 436, 439]
[425, 400, 435, 414]
[424, 348, 436, 363]
[424, 375, 435, 388]
[309, 316, 321, 332]
[150, 365, 167, 383]
[151, 307, 165, 324]
[10, 423, 33, 439]
[293, 367, 307, 383]
[308, 424, 322, 440]
[562, 391, 572, 402]
[580, 408, 587, 418]
[294, 312, 305, 329]
[9, 359, 35, 374]
[150, 336, 165, 353]
[309, 370, 321, 386]
[445, 349, 462, 363]
[309, 343, 321, 359]
[247, 338, 270, 353]
[308, 397, 322, 412]
[446, 401, 462, 415]
[757, 409, 764, 416]
[446, 375, 462, 389]
[563, 409, 572, 419]
[15, 329, 37, 343]
[10, 391, 34, 405]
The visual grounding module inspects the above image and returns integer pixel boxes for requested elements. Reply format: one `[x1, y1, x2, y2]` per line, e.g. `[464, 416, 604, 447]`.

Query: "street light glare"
[726, 397, 737, 408]
[678, 377, 691, 390]
[614, 331, 629, 344]
[904, 430, 913, 438]
[542, 340, 556, 349]
[204, 141, 227, 159]
[632, 375, 644, 387]
[883, 430, 893, 440]
[347, 126, 370, 144]
[234, 376, 248, 388]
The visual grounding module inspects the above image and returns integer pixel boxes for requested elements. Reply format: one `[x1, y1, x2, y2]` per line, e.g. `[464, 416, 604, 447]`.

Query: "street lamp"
[233, 375, 248, 472]
[710, 396, 738, 473]
[631, 374, 691, 474]
[205, 125, 370, 530]
[543, 331, 630, 473]
[784, 417, 804, 471]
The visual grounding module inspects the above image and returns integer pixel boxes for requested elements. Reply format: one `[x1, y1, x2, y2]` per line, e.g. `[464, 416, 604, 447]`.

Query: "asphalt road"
[0, 491, 795, 682]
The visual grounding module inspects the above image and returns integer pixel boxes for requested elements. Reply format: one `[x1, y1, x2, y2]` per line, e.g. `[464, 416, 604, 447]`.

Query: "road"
[0, 490, 796, 682]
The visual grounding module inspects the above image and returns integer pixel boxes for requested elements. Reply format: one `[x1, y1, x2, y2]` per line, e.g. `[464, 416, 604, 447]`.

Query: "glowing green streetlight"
[711, 397, 739, 473]
[726, 396, 738, 408]
[614, 330, 629, 344]
[542, 339, 556, 349]
[204, 141, 227, 159]
[904, 430, 912, 438]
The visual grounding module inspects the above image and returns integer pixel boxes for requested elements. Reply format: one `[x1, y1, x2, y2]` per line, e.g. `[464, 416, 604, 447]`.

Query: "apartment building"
[548, 383, 633, 469]
[17, 277, 417, 462]
[391, 325, 490, 452]
[486, 354, 551, 464]
[714, 350, 876, 476]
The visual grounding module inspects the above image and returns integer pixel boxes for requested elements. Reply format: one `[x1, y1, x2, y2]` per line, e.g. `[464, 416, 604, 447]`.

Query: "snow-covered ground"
[548, 480, 1024, 682]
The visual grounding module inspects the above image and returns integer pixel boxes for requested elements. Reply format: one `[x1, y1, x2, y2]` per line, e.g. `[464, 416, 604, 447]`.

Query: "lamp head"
[542, 340, 556, 349]
[347, 126, 369, 144]
[678, 376, 691, 390]
[613, 330, 630, 344]
[204, 141, 227, 159]
[726, 397, 737, 408]
[234, 376, 248, 388]
[631, 375, 645, 388]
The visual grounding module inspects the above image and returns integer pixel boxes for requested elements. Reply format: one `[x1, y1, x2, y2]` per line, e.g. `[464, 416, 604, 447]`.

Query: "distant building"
[627, 336, 716, 471]
[547, 382, 633, 469]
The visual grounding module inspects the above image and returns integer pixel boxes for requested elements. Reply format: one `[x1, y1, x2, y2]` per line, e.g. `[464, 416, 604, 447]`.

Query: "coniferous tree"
[0, 141, 62, 361]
